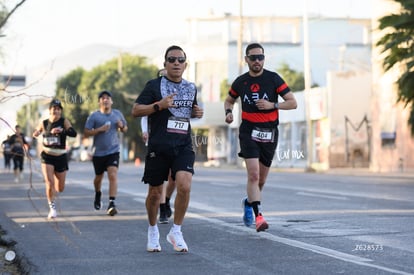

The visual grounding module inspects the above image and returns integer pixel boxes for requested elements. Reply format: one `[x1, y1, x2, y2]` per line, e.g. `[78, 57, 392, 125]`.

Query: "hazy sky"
[1, 0, 372, 73]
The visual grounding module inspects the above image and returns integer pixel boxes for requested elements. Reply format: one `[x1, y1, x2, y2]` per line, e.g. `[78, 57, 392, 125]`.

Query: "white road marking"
[188, 213, 414, 275]
[50, 180, 413, 275]
[296, 191, 348, 200]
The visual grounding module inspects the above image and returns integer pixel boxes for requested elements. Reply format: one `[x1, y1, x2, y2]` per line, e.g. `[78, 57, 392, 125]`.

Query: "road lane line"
[186, 213, 414, 275]
[296, 191, 348, 200]
[38, 182, 413, 274]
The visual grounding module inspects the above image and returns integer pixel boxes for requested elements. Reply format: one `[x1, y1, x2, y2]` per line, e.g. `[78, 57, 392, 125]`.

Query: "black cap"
[49, 99, 63, 109]
[98, 90, 112, 99]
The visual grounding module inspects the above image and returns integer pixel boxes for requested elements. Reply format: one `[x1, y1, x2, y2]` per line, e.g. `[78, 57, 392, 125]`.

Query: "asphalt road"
[0, 159, 413, 275]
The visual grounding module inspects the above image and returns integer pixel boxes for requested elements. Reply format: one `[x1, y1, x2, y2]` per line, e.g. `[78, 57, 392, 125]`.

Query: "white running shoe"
[48, 208, 57, 219]
[147, 230, 161, 252]
[167, 230, 188, 252]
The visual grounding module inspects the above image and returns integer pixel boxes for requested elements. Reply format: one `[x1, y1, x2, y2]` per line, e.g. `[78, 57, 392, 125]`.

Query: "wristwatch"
[274, 102, 279, 109]
[153, 103, 160, 112]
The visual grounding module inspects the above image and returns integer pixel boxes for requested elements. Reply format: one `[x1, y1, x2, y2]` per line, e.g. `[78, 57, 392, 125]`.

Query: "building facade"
[370, 0, 414, 172]
[185, 13, 380, 169]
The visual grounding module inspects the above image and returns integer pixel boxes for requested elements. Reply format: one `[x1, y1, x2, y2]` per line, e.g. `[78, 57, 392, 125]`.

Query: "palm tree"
[376, 0, 414, 135]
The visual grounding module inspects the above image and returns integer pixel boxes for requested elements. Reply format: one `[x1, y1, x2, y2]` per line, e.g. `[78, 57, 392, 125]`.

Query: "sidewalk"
[319, 167, 414, 179]
[0, 170, 34, 274]
[0, 169, 152, 274]
[198, 160, 414, 179]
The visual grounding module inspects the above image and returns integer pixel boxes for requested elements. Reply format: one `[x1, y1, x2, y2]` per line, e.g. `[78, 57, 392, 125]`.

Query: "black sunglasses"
[167, 56, 186, 64]
[247, 54, 265, 61]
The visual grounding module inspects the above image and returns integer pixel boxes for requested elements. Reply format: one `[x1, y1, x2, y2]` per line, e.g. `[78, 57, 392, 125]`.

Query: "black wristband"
[225, 109, 232, 115]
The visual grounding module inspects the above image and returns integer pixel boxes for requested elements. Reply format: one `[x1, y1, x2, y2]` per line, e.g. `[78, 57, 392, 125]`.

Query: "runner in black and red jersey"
[224, 42, 297, 232]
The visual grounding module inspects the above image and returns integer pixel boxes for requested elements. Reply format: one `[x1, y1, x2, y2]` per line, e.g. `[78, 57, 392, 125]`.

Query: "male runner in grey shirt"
[84, 90, 128, 216]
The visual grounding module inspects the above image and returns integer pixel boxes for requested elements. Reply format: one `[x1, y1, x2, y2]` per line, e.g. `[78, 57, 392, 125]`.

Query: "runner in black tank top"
[32, 98, 77, 219]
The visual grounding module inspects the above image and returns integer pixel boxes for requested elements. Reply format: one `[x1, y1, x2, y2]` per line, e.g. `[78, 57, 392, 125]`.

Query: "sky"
[1, 0, 373, 73]
[0, 0, 373, 140]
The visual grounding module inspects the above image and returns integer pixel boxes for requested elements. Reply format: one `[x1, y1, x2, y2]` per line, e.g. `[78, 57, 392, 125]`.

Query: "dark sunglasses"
[247, 54, 265, 61]
[167, 56, 186, 64]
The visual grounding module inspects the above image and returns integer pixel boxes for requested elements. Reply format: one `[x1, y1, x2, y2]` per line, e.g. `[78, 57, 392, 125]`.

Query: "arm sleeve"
[141, 116, 148, 132]
[65, 127, 77, 137]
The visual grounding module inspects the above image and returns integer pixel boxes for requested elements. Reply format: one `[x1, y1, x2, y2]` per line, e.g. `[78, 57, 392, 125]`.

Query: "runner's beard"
[251, 64, 262, 73]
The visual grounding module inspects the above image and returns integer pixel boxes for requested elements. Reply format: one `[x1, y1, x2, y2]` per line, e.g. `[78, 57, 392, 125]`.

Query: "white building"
[185, 14, 374, 169]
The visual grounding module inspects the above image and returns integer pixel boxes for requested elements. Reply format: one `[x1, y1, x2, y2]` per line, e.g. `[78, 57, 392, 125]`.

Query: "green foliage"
[16, 100, 40, 136]
[55, 67, 87, 132]
[0, 4, 7, 26]
[220, 79, 230, 101]
[376, 0, 414, 135]
[78, 54, 157, 153]
[276, 63, 306, 92]
[52, 53, 158, 159]
[219, 63, 310, 101]
[15, 53, 159, 159]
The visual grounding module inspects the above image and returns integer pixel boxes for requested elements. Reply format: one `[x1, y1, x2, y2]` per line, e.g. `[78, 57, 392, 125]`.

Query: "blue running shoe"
[242, 197, 254, 227]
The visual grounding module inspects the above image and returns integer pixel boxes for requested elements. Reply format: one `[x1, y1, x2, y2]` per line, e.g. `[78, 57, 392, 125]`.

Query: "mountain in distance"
[25, 36, 186, 98]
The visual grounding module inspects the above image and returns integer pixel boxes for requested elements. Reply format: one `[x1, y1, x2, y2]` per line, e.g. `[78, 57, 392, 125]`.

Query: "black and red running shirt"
[229, 69, 290, 127]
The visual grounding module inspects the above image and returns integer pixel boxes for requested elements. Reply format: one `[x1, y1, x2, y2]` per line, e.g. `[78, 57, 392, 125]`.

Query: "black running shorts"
[238, 128, 279, 167]
[92, 152, 120, 175]
[41, 151, 69, 173]
[142, 145, 195, 186]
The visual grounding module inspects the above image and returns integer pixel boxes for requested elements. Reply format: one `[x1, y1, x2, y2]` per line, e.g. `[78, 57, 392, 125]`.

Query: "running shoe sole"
[159, 217, 169, 224]
[107, 207, 118, 216]
[147, 232, 161, 252]
[159, 210, 169, 224]
[256, 218, 269, 232]
[167, 232, 188, 252]
[146, 247, 161, 252]
[48, 209, 57, 219]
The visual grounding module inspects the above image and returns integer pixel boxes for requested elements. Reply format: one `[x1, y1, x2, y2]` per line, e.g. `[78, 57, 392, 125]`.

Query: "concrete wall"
[370, 0, 414, 172]
[327, 70, 372, 167]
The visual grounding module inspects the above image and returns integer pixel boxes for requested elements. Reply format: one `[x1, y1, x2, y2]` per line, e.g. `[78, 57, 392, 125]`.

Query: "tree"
[55, 67, 87, 133]
[59, 53, 158, 159]
[219, 63, 312, 101]
[277, 63, 306, 92]
[220, 79, 230, 101]
[78, 54, 157, 153]
[0, 0, 26, 32]
[16, 100, 40, 137]
[376, 0, 414, 135]
[16, 53, 161, 159]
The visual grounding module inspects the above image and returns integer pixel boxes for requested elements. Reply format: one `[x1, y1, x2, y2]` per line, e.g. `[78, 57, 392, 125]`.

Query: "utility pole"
[236, 0, 244, 166]
[303, 1, 314, 171]
[237, 0, 244, 75]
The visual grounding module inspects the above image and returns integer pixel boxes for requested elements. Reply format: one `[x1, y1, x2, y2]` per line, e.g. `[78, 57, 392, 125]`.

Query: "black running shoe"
[165, 202, 172, 218]
[159, 210, 168, 224]
[94, 192, 102, 210]
[107, 201, 118, 216]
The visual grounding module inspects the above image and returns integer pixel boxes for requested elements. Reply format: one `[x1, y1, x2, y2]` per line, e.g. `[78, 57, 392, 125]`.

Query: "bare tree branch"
[0, 0, 27, 30]
[0, 59, 55, 103]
